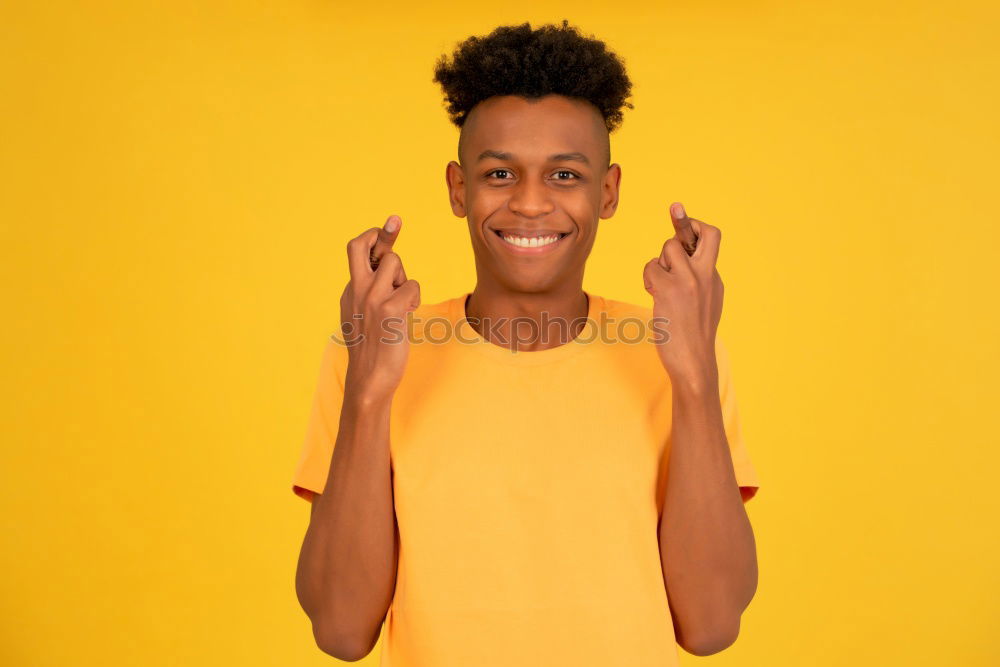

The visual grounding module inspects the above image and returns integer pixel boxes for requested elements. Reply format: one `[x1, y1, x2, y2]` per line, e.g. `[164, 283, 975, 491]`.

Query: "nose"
[507, 177, 555, 218]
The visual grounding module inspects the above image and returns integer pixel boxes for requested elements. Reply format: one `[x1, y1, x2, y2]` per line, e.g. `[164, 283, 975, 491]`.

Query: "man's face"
[445, 94, 621, 294]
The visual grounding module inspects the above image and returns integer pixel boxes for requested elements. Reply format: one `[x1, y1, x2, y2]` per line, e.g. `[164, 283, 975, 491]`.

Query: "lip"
[490, 228, 571, 255]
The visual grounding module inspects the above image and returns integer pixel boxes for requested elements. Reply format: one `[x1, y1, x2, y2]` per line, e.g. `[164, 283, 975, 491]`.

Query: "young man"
[292, 20, 760, 666]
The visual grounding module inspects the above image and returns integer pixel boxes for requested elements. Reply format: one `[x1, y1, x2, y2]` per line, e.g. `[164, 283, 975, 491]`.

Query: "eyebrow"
[476, 149, 590, 166]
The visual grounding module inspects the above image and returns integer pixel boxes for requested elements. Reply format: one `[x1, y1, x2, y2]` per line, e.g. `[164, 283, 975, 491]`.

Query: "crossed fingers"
[658, 202, 721, 273]
[347, 215, 407, 294]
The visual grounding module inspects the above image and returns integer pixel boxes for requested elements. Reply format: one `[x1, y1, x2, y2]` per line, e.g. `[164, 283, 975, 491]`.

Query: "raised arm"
[294, 215, 420, 661]
[644, 203, 758, 656]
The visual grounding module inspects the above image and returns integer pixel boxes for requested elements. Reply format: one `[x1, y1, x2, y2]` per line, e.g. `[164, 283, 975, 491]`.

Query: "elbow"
[312, 622, 376, 662]
[677, 615, 741, 657]
[674, 566, 757, 656]
[296, 575, 382, 661]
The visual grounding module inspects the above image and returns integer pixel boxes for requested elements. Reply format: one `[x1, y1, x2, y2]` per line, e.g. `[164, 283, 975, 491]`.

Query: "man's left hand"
[643, 202, 724, 390]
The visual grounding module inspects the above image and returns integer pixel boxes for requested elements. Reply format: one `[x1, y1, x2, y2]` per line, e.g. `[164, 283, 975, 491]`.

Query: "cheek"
[471, 188, 504, 212]
[468, 193, 507, 231]
[566, 195, 598, 233]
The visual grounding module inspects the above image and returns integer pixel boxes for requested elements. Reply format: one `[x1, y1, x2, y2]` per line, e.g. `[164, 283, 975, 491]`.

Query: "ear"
[599, 163, 621, 219]
[445, 161, 467, 217]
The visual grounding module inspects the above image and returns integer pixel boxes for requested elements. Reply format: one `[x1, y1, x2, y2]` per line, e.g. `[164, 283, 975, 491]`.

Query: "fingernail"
[385, 216, 399, 233]
[674, 203, 686, 219]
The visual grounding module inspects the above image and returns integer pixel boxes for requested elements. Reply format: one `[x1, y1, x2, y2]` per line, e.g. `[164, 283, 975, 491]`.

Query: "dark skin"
[443, 94, 616, 351]
[298, 93, 755, 660]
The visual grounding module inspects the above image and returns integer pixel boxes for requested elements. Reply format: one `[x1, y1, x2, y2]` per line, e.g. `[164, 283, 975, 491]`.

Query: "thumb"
[371, 215, 402, 268]
[381, 215, 401, 242]
[669, 202, 698, 255]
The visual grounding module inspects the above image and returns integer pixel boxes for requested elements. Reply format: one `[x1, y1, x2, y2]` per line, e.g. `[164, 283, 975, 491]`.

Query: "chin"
[496, 272, 564, 294]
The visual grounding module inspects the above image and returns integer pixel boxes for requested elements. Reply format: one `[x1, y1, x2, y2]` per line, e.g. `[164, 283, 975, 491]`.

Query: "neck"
[464, 283, 590, 352]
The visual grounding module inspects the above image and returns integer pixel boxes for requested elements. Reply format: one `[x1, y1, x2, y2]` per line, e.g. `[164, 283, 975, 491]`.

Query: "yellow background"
[2, 1, 997, 665]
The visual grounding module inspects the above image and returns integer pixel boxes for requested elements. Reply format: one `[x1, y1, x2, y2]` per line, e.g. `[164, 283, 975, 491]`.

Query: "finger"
[663, 237, 695, 280]
[657, 241, 670, 270]
[658, 235, 691, 273]
[689, 219, 721, 268]
[389, 252, 408, 286]
[347, 227, 383, 282]
[370, 251, 405, 299]
[670, 202, 699, 256]
[658, 236, 672, 271]
[369, 215, 402, 271]
[643, 257, 667, 294]
[384, 278, 421, 314]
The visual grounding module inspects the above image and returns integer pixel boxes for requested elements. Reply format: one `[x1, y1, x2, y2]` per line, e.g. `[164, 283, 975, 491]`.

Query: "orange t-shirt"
[292, 291, 760, 666]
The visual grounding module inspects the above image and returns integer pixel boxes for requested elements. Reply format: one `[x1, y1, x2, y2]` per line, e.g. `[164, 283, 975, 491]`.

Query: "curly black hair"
[433, 19, 634, 139]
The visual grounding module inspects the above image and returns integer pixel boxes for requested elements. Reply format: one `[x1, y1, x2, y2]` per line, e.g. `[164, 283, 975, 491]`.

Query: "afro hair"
[432, 19, 634, 136]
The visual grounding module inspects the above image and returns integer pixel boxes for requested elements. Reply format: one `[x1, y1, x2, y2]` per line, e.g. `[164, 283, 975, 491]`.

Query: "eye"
[553, 170, 580, 181]
[486, 168, 513, 180]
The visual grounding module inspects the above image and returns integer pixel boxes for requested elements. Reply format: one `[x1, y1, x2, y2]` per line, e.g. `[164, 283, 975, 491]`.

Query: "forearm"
[658, 374, 757, 654]
[295, 380, 398, 657]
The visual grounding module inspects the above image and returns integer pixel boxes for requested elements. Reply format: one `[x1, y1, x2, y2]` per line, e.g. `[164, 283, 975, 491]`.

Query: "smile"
[493, 229, 570, 254]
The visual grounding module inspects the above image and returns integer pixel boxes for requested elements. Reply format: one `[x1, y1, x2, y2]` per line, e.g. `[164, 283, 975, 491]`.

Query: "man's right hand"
[339, 215, 421, 401]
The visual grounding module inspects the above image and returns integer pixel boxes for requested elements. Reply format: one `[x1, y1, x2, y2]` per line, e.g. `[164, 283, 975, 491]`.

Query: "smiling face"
[445, 94, 622, 295]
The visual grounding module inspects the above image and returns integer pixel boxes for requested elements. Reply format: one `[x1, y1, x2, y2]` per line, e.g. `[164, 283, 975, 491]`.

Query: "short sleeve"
[716, 337, 761, 503]
[291, 337, 350, 503]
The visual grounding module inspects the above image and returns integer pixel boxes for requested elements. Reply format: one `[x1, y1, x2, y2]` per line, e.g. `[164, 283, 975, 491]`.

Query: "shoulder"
[590, 294, 735, 362]
[412, 294, 459, 323]
[409, 294, 463, 342]
[590, 294, 659, 343]
[596, 295, 654, 321]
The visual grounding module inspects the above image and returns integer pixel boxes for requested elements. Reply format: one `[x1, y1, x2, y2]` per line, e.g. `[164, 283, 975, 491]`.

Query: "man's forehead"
[459, 95, 608, 165]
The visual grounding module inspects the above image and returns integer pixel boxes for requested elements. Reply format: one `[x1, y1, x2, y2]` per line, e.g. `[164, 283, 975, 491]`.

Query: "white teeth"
[501, 233, 561, 248]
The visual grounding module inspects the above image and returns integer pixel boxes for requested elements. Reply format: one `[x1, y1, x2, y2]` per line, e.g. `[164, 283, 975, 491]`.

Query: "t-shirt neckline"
[447, 290, 604, 366]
